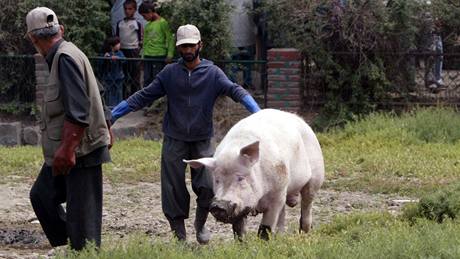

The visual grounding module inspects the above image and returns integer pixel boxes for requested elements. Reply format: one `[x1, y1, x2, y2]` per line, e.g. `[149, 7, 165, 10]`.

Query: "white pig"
[184, 109, 324, 239]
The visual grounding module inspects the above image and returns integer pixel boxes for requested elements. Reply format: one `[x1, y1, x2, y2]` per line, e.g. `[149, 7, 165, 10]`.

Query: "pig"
[184, 109, 324, 240]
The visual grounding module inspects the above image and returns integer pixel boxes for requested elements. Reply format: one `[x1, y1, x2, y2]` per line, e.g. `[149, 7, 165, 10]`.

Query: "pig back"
[215, 109, 323, 191]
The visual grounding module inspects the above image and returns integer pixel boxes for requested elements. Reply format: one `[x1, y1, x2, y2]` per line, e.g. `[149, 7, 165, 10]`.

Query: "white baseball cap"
[176, 24, 201, 46]
[26, 7, 59, 33]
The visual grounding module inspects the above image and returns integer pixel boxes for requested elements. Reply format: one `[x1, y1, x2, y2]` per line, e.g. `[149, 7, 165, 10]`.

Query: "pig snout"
[210, 199, 252, 224]
[210, 199, 237, 223]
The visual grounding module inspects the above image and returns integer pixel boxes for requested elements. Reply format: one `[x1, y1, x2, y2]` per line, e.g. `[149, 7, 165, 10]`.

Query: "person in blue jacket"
[111, 24, 261, 244]
[100, 36, 125, 107]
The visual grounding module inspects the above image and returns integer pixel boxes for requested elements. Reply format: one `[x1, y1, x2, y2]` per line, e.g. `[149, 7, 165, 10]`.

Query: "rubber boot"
[169, 219, 186, 241]
[194, 206, 211, 244]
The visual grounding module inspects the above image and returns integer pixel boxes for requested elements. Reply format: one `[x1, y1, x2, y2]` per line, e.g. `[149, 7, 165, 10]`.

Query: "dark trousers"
[143, 55, 166, 87]
[120, 48, 141, 97]
[29, 164, 103, 251]
[161, 135, 214, 221]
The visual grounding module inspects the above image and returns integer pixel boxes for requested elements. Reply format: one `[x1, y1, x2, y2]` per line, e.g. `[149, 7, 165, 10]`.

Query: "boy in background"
[138, 1, 174, 87]
[115, 0, 142, 96]
[101, 36, 125, 107]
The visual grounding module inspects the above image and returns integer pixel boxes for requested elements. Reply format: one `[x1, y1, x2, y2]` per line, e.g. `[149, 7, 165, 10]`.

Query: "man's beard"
[181, 48, 200, 62]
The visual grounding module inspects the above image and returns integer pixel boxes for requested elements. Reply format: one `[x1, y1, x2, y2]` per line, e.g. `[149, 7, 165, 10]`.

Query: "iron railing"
[2, 52, 459, 116]
[0, 55, 36, 114]
[304, 52, 460, 108]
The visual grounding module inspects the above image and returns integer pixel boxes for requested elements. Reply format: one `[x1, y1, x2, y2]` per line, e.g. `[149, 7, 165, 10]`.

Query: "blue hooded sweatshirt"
[126, 59, 250, 141]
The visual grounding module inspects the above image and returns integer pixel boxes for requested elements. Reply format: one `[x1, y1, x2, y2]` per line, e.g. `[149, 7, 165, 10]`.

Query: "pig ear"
[239, 141, 260, 165]
[183, 158, 216, 169]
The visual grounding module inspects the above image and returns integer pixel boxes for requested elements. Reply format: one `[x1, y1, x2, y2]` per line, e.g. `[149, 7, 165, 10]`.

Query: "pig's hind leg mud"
[299, 179, 321, 233]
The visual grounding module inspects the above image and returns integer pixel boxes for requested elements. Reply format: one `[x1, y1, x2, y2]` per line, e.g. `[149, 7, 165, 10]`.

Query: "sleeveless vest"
[40, 41, 110, 165]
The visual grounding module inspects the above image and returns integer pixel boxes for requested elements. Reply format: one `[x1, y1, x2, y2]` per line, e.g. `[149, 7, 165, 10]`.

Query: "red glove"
[52, 120, 85, 176]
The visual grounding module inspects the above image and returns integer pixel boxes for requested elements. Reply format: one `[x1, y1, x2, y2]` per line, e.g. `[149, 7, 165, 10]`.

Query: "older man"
[111, 24, 261, 244]
[26, 7, 112, 250]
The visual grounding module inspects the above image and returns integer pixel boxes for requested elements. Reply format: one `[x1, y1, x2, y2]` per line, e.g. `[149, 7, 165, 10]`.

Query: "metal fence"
[304, 52, 460, 108]
[2, 52, 460, 115]
[0, 55, 36, 113]
[90, 57, 268, 107]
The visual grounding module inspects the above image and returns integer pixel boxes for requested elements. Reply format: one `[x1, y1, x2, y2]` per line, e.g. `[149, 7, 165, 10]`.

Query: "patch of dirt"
[0, 179, 412, 258]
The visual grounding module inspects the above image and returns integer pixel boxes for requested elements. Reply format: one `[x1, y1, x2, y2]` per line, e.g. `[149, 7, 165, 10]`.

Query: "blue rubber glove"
[241, 95, 261, 113]
[111, 100, 132, 124]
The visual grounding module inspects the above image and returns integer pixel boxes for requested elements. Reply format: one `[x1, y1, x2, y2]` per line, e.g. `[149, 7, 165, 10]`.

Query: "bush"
[402, 106, 460, 144]
[261, 0, 460, 129]
[14, 0, 111, 56]
[0, 1, 111, 115]
[402, 182, 460, 223]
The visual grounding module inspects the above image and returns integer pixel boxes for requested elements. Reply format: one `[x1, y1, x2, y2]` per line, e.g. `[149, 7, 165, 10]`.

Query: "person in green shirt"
[139, 2, 175, 87]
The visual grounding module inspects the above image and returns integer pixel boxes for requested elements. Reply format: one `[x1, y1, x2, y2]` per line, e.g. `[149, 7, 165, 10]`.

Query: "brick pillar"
[266, 48, 302, 113]
[33, 54, 49, 115]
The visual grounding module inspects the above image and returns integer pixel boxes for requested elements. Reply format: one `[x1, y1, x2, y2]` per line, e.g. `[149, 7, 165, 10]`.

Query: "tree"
[0, 0, 111, 115]
[261, 0, 460, 129]
[9, 0, 111, 56]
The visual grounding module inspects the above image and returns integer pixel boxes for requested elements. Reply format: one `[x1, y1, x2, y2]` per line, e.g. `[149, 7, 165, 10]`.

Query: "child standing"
[101, 37, 125, 107]
[115, 0, 143, 96]
[138, 1, 174, 87]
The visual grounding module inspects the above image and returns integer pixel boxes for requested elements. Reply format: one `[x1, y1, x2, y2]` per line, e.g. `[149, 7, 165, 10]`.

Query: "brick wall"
[266, 48, 303, 113]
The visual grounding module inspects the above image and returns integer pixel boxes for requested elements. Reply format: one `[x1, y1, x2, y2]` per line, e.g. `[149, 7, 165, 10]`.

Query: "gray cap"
[26, 7, 59, 33]
[176, 24, 201, 46]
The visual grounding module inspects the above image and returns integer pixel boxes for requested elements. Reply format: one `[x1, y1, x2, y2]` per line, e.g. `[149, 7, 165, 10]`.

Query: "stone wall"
[0, 123, 40, 146]
[0, 55, 45, 147]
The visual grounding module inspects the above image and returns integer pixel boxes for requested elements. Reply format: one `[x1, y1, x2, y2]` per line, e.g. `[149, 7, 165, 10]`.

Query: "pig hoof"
[196, 227, 211, 244]
[257, 224, 271, 240]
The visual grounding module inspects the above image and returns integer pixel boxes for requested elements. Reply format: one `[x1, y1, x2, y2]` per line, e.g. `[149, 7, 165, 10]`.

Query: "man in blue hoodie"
[111, 24, 260, 244]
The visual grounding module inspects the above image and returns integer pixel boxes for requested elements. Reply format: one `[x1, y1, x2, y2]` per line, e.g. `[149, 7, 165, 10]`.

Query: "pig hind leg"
[299, 179, 321, 233]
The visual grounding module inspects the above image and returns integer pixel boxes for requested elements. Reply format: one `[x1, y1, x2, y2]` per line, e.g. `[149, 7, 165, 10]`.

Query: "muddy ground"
[0, 178, 412, 259]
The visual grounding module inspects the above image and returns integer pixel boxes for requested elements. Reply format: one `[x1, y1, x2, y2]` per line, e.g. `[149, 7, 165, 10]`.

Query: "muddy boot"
[194, 206, 211, 244]
[169, 219, 186, 241]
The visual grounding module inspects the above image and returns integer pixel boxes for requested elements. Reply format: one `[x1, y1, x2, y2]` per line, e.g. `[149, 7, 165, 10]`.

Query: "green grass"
[0, 145, 42, 183]
[102, 138, 162, 183]
[56, 213, 460, 259]
[319, 107, 460, 195]
[2, 107, 459, 194]
[402, 181, 460, 223]
[0, 138, 162, 184]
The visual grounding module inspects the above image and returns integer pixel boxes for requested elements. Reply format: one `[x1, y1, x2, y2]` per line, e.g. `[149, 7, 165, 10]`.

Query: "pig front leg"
[258, 197, 285, 240]
[232, 216, 247, 241]
[276, 205, 286, 232]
